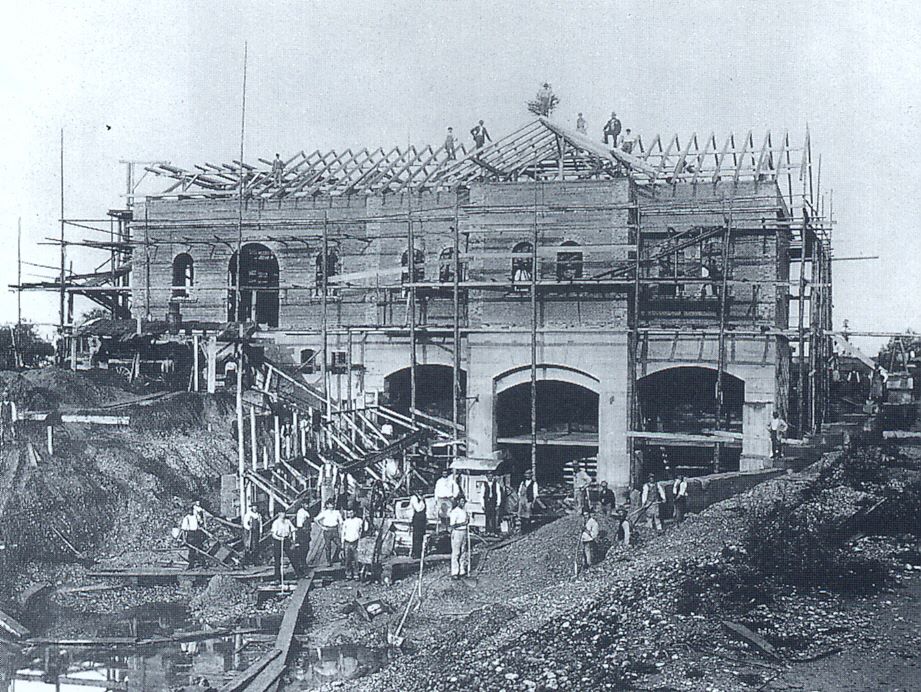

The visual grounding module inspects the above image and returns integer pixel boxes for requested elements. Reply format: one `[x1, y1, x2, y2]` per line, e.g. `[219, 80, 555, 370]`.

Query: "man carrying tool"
[314, 499, 344, 566]
[435, 468, 460, 533]
[768, 411, 788, 460]
[340, 508, 364, 580]
[270, 510, 299, 584]
[517, 469, 538, 534]
[448, 497, 470, 579]
[641, 473, 666, 534]
[573, 463, 592, 514]
[580, 507, 600, 568]
[241, 505, 262, 566]
[672, 474, 689, 524]
[482, 472, 503, 536]
[180, 505, 205, 569]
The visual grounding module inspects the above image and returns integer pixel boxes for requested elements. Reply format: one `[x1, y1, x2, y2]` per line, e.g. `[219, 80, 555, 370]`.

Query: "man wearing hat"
[517, 470, 538, 534]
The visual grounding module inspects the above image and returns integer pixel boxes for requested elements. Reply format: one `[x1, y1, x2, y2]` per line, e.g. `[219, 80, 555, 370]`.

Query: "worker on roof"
[272, 153, 284, 185]
[672, 475, 689, 524]
[270, 510, 299, 583]
[315, 499, 344, 566]
[580, 507, 600, 568]
[482, 471, 504, 536]
[517, 469, 538, 534]
[576, 113, 587, 134]
[573, 462, 592, 515]
[435, 468, 460, 533]
[449, 496, 470, 579]
[620, 128, 637, 154]
[180, 505, 205, 569]
[768, 411, 788, 460]
[603, 112, 621, 147]
[641, 473, 665, 534]
[241, 505, 262, 566]
[445, 127, 457, 160]
[470, 120, 491, 149]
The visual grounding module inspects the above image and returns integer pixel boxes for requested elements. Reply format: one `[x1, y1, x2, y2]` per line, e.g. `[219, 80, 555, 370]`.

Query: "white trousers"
[450, 529, 468, 576]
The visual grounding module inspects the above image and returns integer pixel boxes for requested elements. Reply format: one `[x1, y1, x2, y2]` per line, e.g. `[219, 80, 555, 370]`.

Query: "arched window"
[556, 241, 583, 281]
[511, 241, 533, 287]
[228, 243, 279, 327]
[439, 247, 456, 283]
[401, 248, 425, 284]
[299, 348, 317, 374]
[315, 248, 340, 295]
[171, 253, 194, 297]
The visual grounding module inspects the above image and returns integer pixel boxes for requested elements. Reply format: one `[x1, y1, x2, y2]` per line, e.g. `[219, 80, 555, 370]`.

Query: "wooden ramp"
[220, 571, 314, 692]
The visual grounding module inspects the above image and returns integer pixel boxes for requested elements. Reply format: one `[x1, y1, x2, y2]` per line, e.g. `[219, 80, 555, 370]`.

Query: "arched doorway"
[494, 365, 600, 485]
[636, 366, 744, 475]
[383, 365, 466, 420]
[228, 243, 279, 327]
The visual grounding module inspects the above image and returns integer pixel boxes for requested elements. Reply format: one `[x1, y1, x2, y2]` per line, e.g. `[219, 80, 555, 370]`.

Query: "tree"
[0, 323, 54, 369]
[527, 82, 559, 117]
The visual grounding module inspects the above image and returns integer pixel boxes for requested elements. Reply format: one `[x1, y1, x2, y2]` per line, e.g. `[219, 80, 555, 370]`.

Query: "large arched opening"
[383, 364, 467, 421]
[228, 243, 280, 327]
[494, 365, 600, 486]
[636, 366, 744, 476]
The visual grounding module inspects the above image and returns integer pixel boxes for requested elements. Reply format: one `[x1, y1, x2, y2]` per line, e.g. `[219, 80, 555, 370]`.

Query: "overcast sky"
[1, 0, 919, 352]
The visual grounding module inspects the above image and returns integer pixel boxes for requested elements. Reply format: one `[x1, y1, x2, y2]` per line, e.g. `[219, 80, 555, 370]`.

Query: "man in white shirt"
[573, 463, 592, 514]
[448, 497, 470, 578]
[672, 475, 689, 524]
[580, 508, 600, 568]
[641, 474, 665, 534]
[241, 506, 262, 565]
[319, 461, 339, 509]
[180, 506, 204, 569]
[314, 500, 344, 566]
[434, 469, 460, 533]
[270, 510, 298, 583]
[768, 411, 788, 460]
[340, 509, 364, 579]
[293, 504, 311, 572]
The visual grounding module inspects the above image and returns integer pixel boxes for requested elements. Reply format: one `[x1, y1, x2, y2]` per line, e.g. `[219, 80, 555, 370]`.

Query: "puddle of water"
[282, 644, 391, 691]
[1, 601, 390, 691]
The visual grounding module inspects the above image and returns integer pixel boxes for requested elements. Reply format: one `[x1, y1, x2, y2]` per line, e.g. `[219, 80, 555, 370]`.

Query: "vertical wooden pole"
[629, 201, 642, 487]
[714, 206, 733, 473]
[192, 334, 200, 392]
[408, 203, 418, 425]
[17, 218, 21, 329]
[530, 179, 539, 480]
[47, 425, 53, 455]
[206, 336, 217, 393]
[235, 42, 249, 520]
[59, 129, 66, 355]
[798, 212, 808, 436]
[144, 206, 151, 321]
[250, 406, 258, 471]
[292, 409, 299, 457]
[274, 415, 281, 467]
[321, 213, 330, 418]
[452, 199, 461, 460]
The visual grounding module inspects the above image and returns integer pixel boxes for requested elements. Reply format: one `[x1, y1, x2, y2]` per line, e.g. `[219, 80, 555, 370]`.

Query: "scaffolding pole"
[235, 41, 248, 520]
[452, 199, 461, 460]
[530, 179, 540, 480]
[628, 200, 642, 487]
[713, 206, 733, 473]
[321, 212, 330, 419]
[59, 129, 65, 356]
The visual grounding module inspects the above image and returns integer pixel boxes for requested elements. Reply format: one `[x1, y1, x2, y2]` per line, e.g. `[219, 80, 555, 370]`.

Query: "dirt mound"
[189, 574, 256, 625]
[0, 368, 132, 410]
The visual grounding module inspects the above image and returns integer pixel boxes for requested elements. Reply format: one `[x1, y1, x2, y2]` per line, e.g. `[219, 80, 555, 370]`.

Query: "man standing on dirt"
[580, 507, 600, 568]
[573, 463, 592, 514]
[340, 508, 364, 580]
[410, 491, 427, 559]
[180, 506, 205, 569]
[435, 468, 460, 533]
[315, 500, 344, 566]
[598, 480, 616, 516]
[293, 503, 311, 572]
[449, 497, 470, 578]
[241, 505, 262, 565]
[517, 470, 538, 534]
[270, 510, 299, 583]
[768, 411, 788, 460]
[482, 472, 503, 536]
[672, 475, 689, 524]
[641, 474, 665, 534]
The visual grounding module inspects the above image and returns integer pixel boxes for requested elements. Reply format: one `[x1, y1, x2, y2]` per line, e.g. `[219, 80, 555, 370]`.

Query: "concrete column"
[206, 335, 218, 394]
[466, 375, 495, 459]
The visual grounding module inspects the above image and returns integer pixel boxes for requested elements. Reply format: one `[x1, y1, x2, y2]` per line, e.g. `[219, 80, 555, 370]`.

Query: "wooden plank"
[722, 620, 783, 661]
[0, 608, 30, 639]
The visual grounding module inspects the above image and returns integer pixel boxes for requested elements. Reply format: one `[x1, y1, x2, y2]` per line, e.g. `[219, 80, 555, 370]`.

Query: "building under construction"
[20, 117, 833, 498]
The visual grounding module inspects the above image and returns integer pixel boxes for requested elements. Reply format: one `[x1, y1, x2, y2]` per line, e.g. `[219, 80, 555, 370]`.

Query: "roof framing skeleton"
[141, 118, 810, 201]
